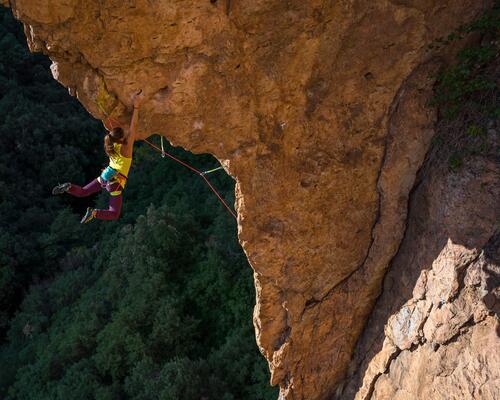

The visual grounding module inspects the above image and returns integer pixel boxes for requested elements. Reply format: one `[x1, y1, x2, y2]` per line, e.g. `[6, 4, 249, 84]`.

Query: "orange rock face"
[4, 1, 493, 398]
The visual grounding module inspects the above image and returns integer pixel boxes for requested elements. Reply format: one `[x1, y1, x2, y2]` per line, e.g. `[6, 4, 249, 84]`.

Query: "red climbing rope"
[142, 138, 237, 221]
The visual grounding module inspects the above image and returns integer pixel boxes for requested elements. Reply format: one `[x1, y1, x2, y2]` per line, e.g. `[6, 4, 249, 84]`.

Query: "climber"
[52, 90, 145, 223]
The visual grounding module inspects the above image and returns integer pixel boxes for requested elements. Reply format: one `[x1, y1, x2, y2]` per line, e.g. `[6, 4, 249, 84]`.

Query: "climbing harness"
[143, 137, 237, 220]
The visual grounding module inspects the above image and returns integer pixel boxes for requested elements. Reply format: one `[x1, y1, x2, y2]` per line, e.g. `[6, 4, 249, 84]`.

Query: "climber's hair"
[104, 127, 125, 157]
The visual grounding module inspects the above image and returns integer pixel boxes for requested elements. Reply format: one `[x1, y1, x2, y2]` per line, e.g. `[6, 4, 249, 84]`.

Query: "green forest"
[0, 6, 276, 400]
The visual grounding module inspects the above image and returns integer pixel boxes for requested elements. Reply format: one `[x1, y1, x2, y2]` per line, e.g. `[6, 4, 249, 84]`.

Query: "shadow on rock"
[338, 148, 499, 400]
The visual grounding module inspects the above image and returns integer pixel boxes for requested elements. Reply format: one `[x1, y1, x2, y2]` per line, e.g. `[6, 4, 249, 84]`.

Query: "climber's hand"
[132, 90, 145, 108]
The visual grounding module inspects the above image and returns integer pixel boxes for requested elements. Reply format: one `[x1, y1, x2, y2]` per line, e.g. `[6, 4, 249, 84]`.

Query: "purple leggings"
[68, 179, 123, 220]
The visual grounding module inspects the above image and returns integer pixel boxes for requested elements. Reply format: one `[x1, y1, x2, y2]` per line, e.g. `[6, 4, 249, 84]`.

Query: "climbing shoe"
[80, 207, 96, 224]
[52, 182, 71, 195]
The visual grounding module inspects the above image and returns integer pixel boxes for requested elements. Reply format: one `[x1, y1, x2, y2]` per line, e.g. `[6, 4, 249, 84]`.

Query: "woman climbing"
[52, 90, 145, 223]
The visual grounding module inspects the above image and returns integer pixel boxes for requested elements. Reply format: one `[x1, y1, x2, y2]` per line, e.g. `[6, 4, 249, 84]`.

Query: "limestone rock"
[3, 1, 491, 398]
[373, 318, 499, 400]
[372, 241, 499, 400]
[342, 153, 499, 399]
[385, 298, 431, 350]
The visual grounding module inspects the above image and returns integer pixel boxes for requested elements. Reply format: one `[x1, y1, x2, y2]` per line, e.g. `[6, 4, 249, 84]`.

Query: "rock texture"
[341, 131, 499, 399]
[3, 1, 493, 399]
[349, 241, 499, 400]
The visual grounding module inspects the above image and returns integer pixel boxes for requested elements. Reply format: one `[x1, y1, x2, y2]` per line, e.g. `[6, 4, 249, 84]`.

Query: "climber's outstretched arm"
[121, 91, 144, 157]
[129, 94, 143, 140]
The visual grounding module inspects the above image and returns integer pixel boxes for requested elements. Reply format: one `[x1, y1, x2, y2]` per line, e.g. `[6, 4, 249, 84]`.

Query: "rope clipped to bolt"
[143, 136, 237, 220]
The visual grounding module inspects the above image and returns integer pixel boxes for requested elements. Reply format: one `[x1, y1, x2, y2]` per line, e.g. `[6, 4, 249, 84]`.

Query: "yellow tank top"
[109, 143, 132, 177]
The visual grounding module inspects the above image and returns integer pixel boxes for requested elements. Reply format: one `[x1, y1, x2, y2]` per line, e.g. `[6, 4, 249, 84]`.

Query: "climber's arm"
[128, 105, 140, 141]
[121, 91, 144, 157]
[129, 90, 144, 140]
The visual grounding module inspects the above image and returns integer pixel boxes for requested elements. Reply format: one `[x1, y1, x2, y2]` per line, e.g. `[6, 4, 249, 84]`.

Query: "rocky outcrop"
[348, 240, 499, 400]
[3, 1, 492, 399]
[342, 129, 499, 399]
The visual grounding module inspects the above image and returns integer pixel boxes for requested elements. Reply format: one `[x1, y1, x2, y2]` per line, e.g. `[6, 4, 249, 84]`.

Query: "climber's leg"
[67, 179, 102, 198]
[94, 181, 123, 220]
